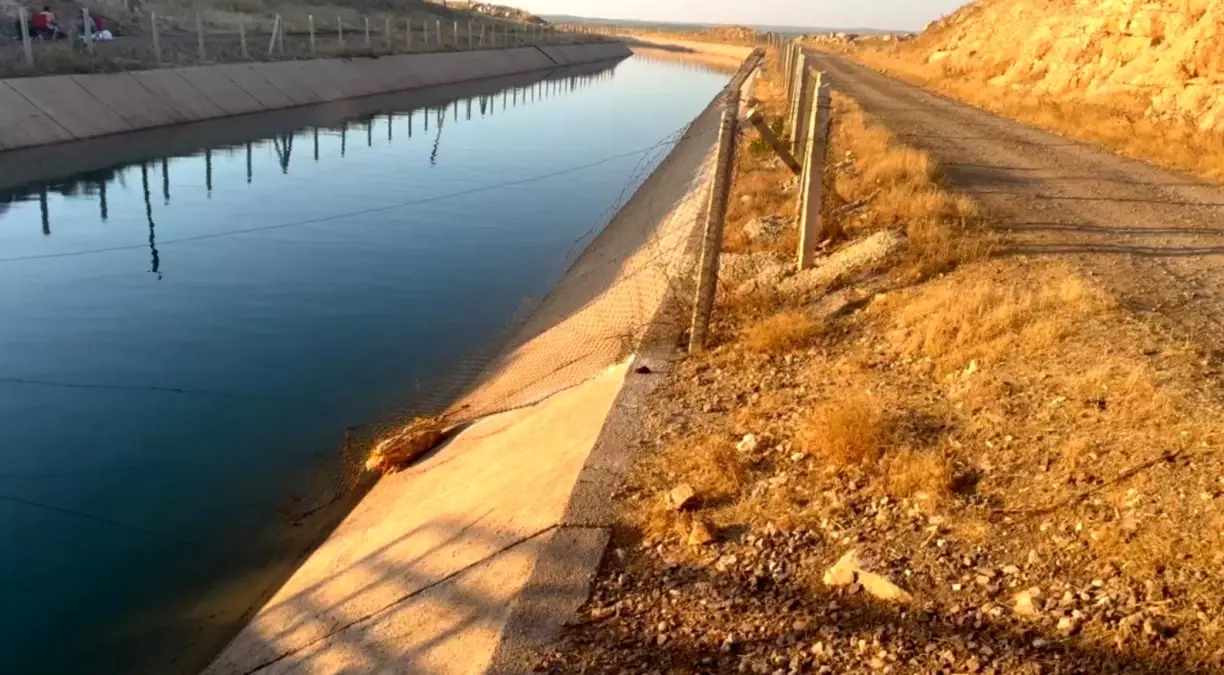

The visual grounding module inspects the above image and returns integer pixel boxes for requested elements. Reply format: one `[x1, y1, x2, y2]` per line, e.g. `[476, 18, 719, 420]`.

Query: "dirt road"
[811, 52, 1224, 363]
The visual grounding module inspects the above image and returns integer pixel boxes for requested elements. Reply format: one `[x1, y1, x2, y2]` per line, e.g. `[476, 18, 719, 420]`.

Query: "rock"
[737, 433, 760, 454]
[1013, 588, 1042, 618]
[1143, 617, 1177, 640]
[688, 519, 717, 546]
[668, 484, 697, 511]
[743, 215, 793, 244]
[1057, 616, 1081, 635]
[823, 550, 913, 603]
[778, 230, 906, 299]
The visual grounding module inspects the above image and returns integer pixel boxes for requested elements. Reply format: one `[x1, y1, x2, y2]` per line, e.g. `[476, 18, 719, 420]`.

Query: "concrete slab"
[7, 75, 133, 139]
[538, 46, 571, 66]
[70, 73, 184, 129]
[384, 54, 430, 90]
[317, 59, 379, 99]
[284, 60, 346, 102]
[0, 81, 75, 150]
[130, 69, 226, 122]
[175, 66, 263, 116]
[204, 362, 631, 675]
[251, 62, 323, 106]
[216, 63, 295, 110]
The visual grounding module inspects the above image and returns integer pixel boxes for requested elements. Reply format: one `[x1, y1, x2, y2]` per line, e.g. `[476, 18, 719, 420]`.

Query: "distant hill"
[541, 14, 902, 36]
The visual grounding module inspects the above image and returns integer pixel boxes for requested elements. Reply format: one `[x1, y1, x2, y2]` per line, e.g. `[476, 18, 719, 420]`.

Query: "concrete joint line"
[238, 523, 559, 675]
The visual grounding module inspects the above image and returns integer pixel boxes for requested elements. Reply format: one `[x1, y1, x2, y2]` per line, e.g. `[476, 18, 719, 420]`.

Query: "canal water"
[0, 53, 729, 675]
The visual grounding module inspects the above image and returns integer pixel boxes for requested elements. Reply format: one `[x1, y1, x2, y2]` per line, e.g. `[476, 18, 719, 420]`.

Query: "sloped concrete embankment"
[0, 43, 630, 151]
[202, 61, 731, 675]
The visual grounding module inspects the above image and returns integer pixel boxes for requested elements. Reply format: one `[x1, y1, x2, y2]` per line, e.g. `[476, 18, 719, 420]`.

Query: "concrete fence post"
[689, 93, 741, 353]
[422, 17, 428, 46]
[436, 20, 442, 46]
[797, 74, 833, 270]
[406, 18, 412, 49]
[467, 20, 472, 48]
[385, 16, 391, 49]
[337, 16, 343, 44]
[307, 15, 314, 55]
[278, 14, 285, 53]
[240, 18, 248, 58]
[83, 9, 94, 53]
[195, 12, 205, 62]
[18, 7, 32, 67]
[267, 15, 280, 55]
[479, 22, 485, 47]
[790, 51, 814, 158]
[151, 11, 161, 65]
[453, 21, 459, 47]
[364, 16, 370, 47]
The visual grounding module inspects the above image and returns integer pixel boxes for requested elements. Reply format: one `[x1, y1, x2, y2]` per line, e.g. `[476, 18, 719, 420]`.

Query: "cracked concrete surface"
[204, 361, 630, 675]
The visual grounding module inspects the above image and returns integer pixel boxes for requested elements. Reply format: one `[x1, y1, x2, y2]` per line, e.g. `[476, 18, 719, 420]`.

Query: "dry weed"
[883, 267, 1114, 373]
[741, 311, 822, 353]
[884, 448, 953, 504]
[796, 394, 889, 467]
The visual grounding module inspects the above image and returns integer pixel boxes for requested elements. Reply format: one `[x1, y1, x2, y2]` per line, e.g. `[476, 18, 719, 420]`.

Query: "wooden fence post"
[797, 74, 833, 270]
[689, 94, 741, 353]
[18, 7, 33, 67]
[240, 18, 248, 58]
[307, 15, 314, 55]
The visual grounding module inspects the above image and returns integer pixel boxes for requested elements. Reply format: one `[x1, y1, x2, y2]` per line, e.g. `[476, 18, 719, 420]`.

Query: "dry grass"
[884, 448, 952, 504]
[826, 97, 985, 278]
[881, 269, 1115, 374]
[740, 310, 822, 353]
[795, 394, 889, 468]
[850, 44, 1224, 185]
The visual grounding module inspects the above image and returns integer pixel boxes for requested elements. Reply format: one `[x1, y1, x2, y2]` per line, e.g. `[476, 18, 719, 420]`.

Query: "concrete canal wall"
[0, 43, 630, 152]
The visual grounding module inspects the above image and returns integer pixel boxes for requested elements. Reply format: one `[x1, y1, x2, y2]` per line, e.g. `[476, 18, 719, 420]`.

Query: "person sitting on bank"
[31, 6, 59, 39]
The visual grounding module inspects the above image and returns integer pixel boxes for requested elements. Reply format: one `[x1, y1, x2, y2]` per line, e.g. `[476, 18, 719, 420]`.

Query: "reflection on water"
[0, 54, 728, 675]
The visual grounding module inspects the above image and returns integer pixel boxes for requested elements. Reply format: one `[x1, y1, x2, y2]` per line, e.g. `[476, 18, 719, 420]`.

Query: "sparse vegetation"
[541, 34, 1224, 675]
[740, 310, 821, 353]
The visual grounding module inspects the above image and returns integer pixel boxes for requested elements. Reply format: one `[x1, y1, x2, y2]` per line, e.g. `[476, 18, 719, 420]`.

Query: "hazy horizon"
[518, 0, 972, 31]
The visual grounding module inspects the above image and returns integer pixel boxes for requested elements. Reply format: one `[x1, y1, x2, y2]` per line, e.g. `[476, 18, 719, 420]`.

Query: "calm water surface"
[0, 54, 728, 674]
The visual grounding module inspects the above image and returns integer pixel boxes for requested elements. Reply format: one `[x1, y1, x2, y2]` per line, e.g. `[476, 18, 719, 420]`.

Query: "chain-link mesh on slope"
[442, 92, 726, 422]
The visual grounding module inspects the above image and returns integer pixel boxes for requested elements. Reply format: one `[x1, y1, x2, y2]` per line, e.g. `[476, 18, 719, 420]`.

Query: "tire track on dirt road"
[809, 52, 1224, 360]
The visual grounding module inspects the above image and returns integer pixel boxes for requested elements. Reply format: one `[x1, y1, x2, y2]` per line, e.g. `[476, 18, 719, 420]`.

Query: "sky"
[517, 0, 971, 31]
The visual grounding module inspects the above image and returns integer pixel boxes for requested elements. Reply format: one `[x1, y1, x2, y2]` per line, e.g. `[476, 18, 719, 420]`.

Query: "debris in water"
[365, 416, 449, 474]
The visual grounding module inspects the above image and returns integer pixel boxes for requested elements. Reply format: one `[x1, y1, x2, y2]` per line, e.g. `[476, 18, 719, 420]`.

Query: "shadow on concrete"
[205, 517, 562, 675]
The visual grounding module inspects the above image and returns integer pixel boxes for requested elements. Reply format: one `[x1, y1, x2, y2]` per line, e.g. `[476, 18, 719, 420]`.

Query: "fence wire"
[1, 2, 610, 78]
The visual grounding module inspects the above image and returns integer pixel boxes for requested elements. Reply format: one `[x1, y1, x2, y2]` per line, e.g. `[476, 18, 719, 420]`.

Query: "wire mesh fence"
[0, 3, 611, 78]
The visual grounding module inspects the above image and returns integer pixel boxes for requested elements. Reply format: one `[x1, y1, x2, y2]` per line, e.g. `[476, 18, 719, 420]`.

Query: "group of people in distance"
[21, 5, 112, 41]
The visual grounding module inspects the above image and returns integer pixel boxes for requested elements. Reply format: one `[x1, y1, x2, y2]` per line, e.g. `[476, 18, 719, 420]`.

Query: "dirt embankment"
[528, 45, 1224, 674]
[840, 0, 1224, 185]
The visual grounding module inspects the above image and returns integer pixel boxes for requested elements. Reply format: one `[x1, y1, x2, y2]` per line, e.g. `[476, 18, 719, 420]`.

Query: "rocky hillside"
[916, 0, 1224, 130]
